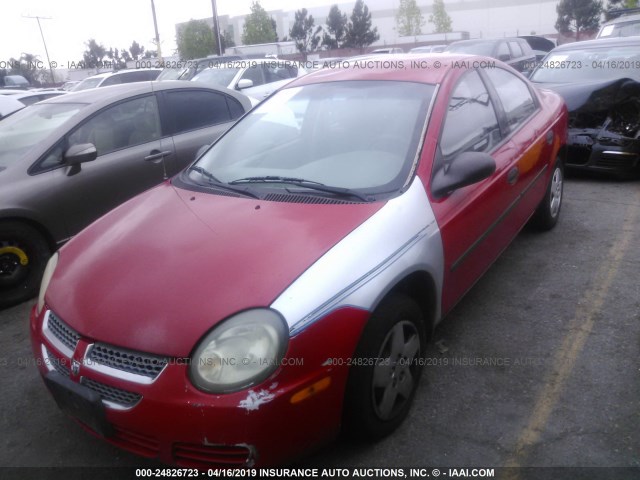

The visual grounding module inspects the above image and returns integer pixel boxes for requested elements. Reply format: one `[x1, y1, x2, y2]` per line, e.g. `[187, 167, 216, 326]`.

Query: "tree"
[344, 0, 380, 52]
[176, 19, 216, 59]
[129, 41, 145, 60]
[223, 28, 236, 49]
[106, 48, 127, 70]
[429, 0, 452, 33]
[242, 1, 277, 45]
[323, 5, 348, 49]
[82, 39, 107, 69]
[290, 9, 322, 60]
[605, 0, 639, 19]
[396, 0, 425, 36]
[555, 0, 602, 41]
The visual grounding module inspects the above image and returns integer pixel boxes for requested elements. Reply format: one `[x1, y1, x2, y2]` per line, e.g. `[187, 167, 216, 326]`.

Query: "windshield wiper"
[228, 176, 369, 202]
[187, 166, 259, 199]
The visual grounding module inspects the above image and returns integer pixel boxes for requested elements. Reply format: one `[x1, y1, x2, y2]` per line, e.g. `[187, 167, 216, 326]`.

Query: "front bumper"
[30, 305, 368, 467]
[566, 129, 640, 176]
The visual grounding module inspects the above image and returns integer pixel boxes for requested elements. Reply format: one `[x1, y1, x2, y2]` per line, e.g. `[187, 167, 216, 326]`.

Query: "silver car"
[0, 81, 252, 308]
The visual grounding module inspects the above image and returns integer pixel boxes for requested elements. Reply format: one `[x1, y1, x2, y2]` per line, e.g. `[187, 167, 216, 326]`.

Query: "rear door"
[159, 88, 247, 174]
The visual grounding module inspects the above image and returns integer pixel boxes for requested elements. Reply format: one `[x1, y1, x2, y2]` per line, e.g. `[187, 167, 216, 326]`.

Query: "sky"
[0, 0, 333, 66]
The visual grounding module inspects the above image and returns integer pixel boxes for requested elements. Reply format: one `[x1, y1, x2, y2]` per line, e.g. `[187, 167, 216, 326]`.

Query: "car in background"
[409, 45, 447, 53]
[529, 36, 640, 177]
[371, 47, 404, 54]
[0, 81, 252, 308]
[61, 81, 80, 91]
[518, 35, 555, 61]
[1, 75, 30, 89]
[597, 10, 640, 38]
[192, 58, 306, 100]
[30, 56, 566, 468]
[72, 69, 162, 91]
[156, 55, 250, 81]
[8, 90, 66, 106]
[445, 38, 536, 73]
[0, 96, 24, 119]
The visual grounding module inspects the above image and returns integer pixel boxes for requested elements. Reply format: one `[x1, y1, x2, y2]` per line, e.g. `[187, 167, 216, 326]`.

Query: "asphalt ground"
[1, 176, 638, 478]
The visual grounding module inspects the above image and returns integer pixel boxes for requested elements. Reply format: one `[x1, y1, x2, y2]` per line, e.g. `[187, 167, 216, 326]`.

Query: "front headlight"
[36, 252, 58, 316]
[190, 309, 289, 394]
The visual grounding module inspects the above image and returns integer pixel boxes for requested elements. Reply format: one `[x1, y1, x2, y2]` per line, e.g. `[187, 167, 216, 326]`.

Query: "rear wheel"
[530, 161, 563, 231]
[0, 222, 51, 309]
[343, 295, 426, 440]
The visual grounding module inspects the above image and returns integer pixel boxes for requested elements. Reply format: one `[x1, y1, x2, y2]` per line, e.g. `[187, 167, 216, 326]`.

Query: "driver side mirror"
[64, 143, 97, 176]
[431, 151, 496, 198]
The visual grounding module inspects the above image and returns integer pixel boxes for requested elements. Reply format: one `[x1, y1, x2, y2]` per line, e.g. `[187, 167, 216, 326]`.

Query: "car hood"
[536, 78, 640, 112]
[46, 182, 383, 357]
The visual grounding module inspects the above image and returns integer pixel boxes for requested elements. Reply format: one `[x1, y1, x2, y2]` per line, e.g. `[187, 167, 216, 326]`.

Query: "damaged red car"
[530, 36, 640, 178]
[31, 56, 567, 468]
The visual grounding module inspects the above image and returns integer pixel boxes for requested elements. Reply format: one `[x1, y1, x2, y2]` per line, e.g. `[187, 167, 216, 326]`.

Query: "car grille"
[47, 311, 80, 352]
[109, 426, 160, 458]
[87, 343, 168, 379]
[596, 154, 639, 169]
[173, 443, 253, 468]
[45, 347, 70, 377]
[81, 377, 142, 408]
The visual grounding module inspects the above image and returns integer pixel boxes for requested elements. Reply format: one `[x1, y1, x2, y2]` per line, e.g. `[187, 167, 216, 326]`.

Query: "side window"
[165, 90, 232, 134]
[101, 75, 121, 87]
[37, 142, 65, 171]
[509, 41, 523, 58]
[240, 65, 265, 87]
[68, 95, 161, 156]
[439, 70, 502, 163]
[226, 97, 245, 120]
[496, 42, 510, 61]
[485, 68, 537, 130]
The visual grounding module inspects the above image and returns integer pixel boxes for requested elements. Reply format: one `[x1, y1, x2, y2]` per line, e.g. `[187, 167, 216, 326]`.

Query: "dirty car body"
[31, 56, 567, 468]
[530, 37, 640, 177]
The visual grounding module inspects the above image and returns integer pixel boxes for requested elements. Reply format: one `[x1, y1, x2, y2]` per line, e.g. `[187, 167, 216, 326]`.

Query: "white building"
[178, 0, 559, 49]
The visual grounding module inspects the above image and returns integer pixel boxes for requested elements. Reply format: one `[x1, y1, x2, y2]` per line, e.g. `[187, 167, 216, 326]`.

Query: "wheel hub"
[0, 245, 30, 283]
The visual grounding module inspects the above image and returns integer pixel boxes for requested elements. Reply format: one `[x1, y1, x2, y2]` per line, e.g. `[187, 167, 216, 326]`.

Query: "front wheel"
[0, 222, 51, 309]
[343, 295, 426, 440]
[530, 161, 563, 231]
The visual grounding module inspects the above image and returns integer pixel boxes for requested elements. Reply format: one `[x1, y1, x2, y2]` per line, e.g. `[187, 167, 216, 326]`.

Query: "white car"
[72, 69, 162, 91]
[191, 58, 306, 100]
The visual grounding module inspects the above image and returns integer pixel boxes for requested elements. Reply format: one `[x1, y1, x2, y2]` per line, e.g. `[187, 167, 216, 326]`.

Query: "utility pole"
[23, 14, 55, 85]
[150, 0, 162, 59]
[211, 0, 223, 56]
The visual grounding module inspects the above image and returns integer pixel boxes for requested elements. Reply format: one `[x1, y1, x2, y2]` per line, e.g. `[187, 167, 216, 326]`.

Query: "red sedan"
[30, 55, 567, 468]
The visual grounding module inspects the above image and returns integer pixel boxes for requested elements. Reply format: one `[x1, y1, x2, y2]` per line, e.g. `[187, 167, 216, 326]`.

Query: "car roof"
[552, 36, 640, 51]
[450, 38, 522, 46]
[85, 68, 163, 80]
[287, 53, 488, 86]
[40, 80, 251, 109]
[601, 11, 640, 25]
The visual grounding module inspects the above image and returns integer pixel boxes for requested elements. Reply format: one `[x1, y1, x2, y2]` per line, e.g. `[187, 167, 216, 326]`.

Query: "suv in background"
[72, 69, 162, 91]
[1, 75, 30, 89]
[597, 10, 640, 38]
[445, 38, 536, 73]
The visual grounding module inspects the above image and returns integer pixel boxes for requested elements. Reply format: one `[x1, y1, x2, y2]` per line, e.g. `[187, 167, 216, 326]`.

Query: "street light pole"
[23, 15, 55, 85]
[150, 0, 163, 59]
[211, 0, 223, 56]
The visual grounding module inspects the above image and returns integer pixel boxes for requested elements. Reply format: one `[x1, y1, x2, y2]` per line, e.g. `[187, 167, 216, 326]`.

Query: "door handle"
[507, 166, 519, 185]
[144, 150, 172, 162]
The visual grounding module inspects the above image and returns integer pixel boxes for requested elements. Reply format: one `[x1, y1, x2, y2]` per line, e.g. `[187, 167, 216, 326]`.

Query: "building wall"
[177, 0, 559, 49]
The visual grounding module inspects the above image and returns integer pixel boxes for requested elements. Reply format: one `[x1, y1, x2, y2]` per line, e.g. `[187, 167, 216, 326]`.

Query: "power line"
[22, 14, 56, 84]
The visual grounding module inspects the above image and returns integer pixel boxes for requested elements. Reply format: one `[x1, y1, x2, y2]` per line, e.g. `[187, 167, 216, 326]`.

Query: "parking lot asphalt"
[1, 176, 638, 474]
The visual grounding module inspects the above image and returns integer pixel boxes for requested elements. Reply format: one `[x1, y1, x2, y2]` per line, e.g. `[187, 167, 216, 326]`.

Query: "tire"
[530, 160, 563, 231]
[343, 294, 426, 440]
[0, 221, 51, 309]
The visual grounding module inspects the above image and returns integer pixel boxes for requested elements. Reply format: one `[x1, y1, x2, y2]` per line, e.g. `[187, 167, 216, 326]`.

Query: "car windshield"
[530, 45, 640, 83]
[73, 77, 103, 91]
[446, 42, 495, 56]
[192, 67, 241, 87]
[157, 67, 189, 81]
[0, 102, 85, 167]
[598, 19, 640, 38]
[188, 80, 435, 197]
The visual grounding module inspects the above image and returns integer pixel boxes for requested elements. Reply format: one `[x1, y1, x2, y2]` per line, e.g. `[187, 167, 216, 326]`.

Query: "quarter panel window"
[497, 42, 510, 60]
[166, 90, 232, 134]
[509, 41, 524, 57]
[485, 68, 536, 130]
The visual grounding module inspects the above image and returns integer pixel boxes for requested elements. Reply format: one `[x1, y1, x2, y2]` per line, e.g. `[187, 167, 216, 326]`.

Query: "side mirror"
[431, 151, 496, 198]
[236, 79, 254, 90]
[64, 143, 97, 166]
